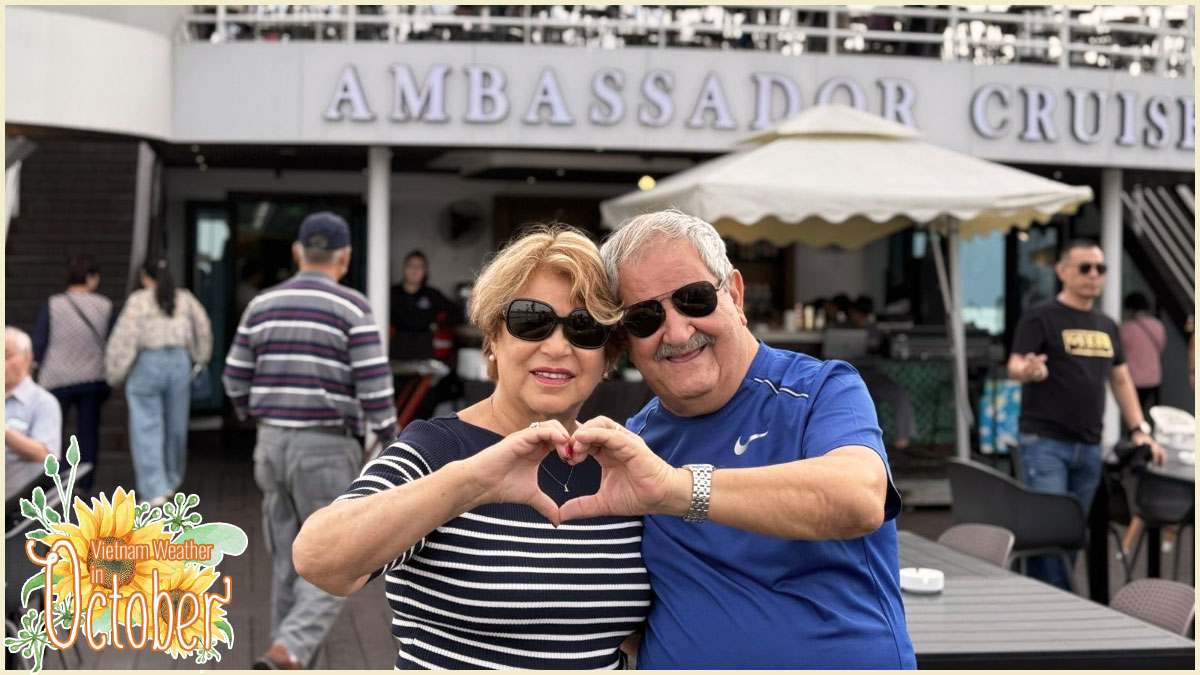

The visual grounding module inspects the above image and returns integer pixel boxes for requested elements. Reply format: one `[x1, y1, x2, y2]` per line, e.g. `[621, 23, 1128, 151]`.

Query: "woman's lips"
[531, 369, 574, 386]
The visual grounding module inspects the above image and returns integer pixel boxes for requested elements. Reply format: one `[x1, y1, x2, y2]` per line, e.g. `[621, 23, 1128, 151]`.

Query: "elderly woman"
[294, 225, 648, 669]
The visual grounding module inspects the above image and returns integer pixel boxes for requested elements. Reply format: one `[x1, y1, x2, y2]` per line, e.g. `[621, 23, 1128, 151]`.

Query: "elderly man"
[560, 210, 914, 668]
[223, 212, 396, 670]
[6, 326, 62, 463]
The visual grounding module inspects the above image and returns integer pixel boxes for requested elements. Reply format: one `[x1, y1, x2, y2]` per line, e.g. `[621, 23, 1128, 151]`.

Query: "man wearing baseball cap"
[224, 211, 397, 669]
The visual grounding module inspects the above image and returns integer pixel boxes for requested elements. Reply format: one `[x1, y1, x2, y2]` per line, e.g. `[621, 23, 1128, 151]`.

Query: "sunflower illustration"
[41, 488, 179, 628]
[134, 564, 228, 658]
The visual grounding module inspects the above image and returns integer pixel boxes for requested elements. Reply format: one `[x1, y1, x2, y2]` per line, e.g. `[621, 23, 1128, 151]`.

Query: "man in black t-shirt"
[1007, 239, 1165, 591]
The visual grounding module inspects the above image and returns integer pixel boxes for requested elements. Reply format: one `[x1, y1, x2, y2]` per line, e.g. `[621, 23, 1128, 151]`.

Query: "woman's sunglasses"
[622, 279, 725, 339]
[504, 299, 611, 349]
[1078, 263, 1107, 275]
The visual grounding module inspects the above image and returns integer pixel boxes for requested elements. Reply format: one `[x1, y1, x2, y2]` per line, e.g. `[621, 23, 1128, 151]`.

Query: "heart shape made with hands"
[512, 417, 678, 527]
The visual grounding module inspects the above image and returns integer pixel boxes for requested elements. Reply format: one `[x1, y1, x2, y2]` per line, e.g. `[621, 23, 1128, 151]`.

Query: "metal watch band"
[682, 463, 714, 523]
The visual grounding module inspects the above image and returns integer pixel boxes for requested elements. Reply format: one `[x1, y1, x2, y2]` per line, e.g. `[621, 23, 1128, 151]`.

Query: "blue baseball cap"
[297, 211, 350, 250]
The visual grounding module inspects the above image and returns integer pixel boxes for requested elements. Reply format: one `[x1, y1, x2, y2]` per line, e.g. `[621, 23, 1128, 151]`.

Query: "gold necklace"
[539, 462, 575, 493]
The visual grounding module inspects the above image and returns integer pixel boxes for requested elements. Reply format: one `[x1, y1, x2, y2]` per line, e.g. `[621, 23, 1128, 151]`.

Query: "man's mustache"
[654, 333, 715, 361]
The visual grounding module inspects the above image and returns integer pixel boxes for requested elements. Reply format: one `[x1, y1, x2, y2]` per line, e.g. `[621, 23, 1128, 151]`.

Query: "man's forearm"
[5, 430, 50, 462]
[1111, 372, 1145, 430]
[687, 446, 888, 540]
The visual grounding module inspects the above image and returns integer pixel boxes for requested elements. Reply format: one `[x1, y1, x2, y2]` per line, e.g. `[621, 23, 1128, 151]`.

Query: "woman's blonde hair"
[470, 224, 624, 381]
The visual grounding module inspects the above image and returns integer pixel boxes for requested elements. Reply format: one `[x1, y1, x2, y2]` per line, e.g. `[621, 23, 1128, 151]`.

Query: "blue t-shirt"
[631, 343, 915, 669]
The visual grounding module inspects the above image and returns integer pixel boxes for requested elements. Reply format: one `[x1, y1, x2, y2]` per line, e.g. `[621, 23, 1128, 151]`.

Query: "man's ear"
[292, 242, 304, 267]
[726, 269, 748, 326]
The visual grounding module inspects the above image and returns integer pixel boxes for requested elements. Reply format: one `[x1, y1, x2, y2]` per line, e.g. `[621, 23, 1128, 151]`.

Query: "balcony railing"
[180, 5, 1194, 78]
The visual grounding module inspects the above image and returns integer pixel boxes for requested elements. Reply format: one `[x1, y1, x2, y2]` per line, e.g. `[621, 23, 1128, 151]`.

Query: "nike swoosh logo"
[734, 431, 769, 456]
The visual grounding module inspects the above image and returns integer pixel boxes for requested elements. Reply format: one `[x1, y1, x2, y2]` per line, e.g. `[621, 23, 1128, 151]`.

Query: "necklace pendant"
[564, 486, 570, 493]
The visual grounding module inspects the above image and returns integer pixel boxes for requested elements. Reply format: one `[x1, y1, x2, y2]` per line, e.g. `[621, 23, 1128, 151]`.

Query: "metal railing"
[1123, 183, 1196, 308]
[179, 5, 1194, 78]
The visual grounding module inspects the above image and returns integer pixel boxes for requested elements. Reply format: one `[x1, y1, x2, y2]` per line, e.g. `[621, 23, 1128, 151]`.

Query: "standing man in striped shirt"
[223, 211, 396, 670]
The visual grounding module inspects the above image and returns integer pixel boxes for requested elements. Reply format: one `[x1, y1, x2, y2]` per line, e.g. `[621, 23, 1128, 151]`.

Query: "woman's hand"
[558, 416, 682, 522]
[461, 419, 573, 525]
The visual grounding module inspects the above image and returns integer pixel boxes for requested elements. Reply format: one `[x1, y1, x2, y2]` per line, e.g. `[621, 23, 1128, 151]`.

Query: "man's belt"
[259, 422, 355, 438]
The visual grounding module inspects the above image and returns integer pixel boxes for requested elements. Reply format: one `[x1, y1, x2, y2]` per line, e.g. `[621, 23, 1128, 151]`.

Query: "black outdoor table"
[5, 460, 47, 502]
[899, 530, 1195, 669]
[5, 461, 94, 535]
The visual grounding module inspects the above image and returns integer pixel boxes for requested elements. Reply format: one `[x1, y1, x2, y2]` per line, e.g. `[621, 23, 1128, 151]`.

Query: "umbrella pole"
[947, 220, 972, 461]
[930, 220, 972, 461]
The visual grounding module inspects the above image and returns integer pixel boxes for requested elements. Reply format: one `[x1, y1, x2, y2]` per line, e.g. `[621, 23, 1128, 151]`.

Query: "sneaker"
[253, 643, 303, 670]
[148, 496, 169, 508]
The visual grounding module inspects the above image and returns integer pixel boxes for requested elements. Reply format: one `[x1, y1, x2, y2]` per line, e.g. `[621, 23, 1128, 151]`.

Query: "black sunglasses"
[504, 299, 611, 349]
[622, 279, 726, 339]
[1078, 263, 1108, 275]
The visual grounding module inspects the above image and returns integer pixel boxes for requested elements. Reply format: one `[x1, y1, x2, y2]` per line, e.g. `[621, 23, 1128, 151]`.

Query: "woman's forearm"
[294, 460, 489, 595]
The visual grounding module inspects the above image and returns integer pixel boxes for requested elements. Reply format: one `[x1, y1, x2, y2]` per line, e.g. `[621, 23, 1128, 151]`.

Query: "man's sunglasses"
[1078, 263, 1108, 275]
[622, 279, 725, 339]
[504, 299, 611, 349]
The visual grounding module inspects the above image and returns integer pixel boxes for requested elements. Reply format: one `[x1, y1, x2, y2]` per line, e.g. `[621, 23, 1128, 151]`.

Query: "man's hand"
[1131, 430, 1168, 466]
[557, 416, 683, 522]
[1019, 352, 1049, 382]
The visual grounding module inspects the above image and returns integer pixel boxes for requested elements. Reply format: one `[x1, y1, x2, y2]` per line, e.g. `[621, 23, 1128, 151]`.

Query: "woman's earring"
[487, 354, 495, 361]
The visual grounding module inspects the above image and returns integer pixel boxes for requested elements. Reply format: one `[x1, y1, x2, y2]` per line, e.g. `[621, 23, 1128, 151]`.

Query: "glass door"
[228, 195, 366, 295]
[186, 195, 366, 417]
[186, 203, 233, 412]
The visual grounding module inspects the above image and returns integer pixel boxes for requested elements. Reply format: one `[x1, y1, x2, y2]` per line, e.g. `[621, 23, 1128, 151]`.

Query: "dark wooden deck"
[71, 428, 398, 670]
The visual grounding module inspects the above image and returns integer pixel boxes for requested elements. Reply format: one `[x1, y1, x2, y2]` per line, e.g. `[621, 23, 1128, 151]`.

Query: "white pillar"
[1101, 167, 1123, 447]
[367, 146, 392, 343]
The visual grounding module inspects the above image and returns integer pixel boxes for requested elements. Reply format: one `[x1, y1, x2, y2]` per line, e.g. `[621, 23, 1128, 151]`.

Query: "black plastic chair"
[1130, 471, 1195, 583]
[1097, 442, 1151, 584]
[947, 459, 1087, 593]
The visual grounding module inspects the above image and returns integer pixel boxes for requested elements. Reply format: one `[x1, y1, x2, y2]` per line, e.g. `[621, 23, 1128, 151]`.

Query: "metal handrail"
[178, 5, 1194, 76]
[1123, 187, 1195, 301]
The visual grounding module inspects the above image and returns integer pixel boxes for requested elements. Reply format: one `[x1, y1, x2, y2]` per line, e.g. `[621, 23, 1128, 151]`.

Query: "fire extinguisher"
[432, 310, 453, 360]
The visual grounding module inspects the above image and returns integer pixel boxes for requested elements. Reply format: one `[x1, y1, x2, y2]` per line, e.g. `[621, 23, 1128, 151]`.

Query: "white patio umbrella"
[601, 105, 1094, 459]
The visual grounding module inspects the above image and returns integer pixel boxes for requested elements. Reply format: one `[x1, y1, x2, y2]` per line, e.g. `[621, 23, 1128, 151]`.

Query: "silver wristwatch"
[682, 464, 714, 523]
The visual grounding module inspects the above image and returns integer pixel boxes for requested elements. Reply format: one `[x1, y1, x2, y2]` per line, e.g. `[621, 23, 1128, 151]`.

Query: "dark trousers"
[51, 382, 107, 492]
[1136, 386, 1158, 415]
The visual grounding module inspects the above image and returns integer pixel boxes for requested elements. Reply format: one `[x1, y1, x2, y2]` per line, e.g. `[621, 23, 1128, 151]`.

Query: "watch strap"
[682, 464, 714, 523]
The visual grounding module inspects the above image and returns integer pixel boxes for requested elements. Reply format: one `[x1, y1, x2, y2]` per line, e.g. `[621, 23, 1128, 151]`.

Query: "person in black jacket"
[390, 251, 462, 420]
[390, 251, 459, 360]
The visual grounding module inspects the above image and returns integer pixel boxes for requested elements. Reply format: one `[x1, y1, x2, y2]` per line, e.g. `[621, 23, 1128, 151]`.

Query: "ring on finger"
[530, 421, 540, 429]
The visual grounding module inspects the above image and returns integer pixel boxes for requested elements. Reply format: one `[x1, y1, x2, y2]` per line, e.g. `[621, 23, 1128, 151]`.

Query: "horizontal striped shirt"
[222, 271, 396, 437]
[337, 417, 649, 669]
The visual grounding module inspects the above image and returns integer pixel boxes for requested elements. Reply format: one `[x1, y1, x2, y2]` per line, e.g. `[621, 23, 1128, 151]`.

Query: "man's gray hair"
[599, 208, 733, 298]
[301, 246, 349, 266]
[5, 326, 33, 355]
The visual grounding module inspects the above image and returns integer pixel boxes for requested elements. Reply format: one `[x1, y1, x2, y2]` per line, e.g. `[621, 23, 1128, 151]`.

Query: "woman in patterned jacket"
[105, 257, 212, 507]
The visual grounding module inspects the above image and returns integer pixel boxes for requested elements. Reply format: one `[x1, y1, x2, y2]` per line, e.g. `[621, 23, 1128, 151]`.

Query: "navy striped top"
[222, 270, 396, 436]
[337, 416, 649, 669]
